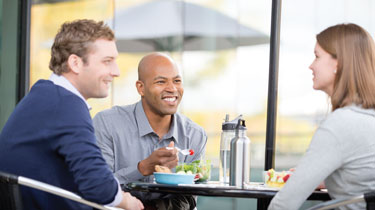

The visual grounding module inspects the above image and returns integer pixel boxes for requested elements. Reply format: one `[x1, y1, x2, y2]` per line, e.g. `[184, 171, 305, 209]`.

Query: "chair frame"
[0, 171, 23, 210]
[307, 192, 375, 210]
[0, 171, 118, 210]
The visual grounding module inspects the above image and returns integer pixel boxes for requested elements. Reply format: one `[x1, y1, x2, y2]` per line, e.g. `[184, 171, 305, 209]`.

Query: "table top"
[124, 181, 331, 201]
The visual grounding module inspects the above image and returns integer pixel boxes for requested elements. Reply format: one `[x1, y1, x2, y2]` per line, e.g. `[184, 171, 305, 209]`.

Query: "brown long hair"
[49, 19, 114, 75]
[317, 23, 375, 111]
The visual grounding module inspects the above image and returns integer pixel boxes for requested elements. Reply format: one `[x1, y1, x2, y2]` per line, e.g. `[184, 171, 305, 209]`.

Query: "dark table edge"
[124, 182, 331, 201]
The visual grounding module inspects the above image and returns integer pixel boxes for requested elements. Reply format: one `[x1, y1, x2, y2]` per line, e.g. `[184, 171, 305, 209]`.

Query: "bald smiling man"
[93, 53, 207, 210]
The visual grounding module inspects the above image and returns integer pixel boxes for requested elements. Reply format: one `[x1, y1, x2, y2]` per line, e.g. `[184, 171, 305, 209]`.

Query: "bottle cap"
[235, 119, 247, 131]
[222, 114, 242, 130]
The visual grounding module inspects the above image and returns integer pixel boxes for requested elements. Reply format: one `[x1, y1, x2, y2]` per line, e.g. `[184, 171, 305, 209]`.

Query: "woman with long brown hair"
[269, 23, 375, 210]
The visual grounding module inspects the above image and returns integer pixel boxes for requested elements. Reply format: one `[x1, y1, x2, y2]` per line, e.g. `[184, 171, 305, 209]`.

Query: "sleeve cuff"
[114, 163, 145, 184]
[105, 178, 123, 207]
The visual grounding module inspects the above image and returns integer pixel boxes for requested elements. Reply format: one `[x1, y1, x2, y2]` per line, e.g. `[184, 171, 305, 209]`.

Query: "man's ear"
[67, 54, 83, 74]
[136, 80, 145, 96]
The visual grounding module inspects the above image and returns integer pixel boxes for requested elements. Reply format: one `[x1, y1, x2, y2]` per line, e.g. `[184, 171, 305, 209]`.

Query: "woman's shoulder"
[330, 105, 375, 118]
[322, 105, 375, 128]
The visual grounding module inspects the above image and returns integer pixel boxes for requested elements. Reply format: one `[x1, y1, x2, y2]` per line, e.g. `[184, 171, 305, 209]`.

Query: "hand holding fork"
[166, 146, 194, 156]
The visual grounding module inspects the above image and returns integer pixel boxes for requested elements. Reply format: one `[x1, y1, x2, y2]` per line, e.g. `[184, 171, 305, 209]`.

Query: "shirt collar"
[135, 101, 179, 143]
[135, 101, 154, 137]
[167, 115, 180, 143]
[49, 73, 91, 110]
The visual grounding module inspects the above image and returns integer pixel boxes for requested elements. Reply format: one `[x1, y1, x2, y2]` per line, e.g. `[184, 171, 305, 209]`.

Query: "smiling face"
[74, 39, 120, 99]
[309, 42, 338, 96]
[136, 55, 183, 117]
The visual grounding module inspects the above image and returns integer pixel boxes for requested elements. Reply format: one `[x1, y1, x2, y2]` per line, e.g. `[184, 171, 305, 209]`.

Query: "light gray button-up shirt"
[93, 101, 207, 186]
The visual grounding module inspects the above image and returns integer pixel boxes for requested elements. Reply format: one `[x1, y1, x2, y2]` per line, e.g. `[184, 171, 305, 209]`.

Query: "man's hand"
[138, 141, 179, 176]
[116, 192, 144, 210]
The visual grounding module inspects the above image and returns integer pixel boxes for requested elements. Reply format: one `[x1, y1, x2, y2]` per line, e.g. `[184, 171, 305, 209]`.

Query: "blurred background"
[1, 0, 375, 209]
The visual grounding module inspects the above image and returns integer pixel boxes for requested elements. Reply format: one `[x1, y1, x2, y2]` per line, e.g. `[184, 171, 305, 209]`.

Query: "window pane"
[276, 0, 375, 170]
[0, 0, 19, 130]
[30, 0, 115, 115]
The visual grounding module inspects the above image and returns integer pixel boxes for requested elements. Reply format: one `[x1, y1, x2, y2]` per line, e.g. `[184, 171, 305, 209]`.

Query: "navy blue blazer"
[0, 80, 118, 210]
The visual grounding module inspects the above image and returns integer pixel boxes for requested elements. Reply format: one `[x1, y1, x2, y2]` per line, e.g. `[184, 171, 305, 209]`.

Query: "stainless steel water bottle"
[229, 119, 251, 188]
[219, 114, 242, 184]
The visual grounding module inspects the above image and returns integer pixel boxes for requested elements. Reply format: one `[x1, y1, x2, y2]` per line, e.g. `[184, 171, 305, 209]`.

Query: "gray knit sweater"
[268, 105, 375, 210]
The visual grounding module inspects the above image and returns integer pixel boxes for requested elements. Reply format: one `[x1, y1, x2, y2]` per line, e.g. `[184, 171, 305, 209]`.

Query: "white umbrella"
[113, 0, 269, 52]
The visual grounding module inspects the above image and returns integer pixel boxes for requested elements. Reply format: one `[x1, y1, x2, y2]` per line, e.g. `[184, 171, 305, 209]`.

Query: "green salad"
[176, 160, 211, 182]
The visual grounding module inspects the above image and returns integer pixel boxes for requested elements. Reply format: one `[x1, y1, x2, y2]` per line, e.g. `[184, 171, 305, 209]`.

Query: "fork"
[166, 147, 194, 156]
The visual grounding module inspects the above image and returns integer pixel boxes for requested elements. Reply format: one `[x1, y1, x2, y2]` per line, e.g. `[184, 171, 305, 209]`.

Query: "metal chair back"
[0, 171, 23, 210]
[0, 171, 117, 210]
[307, 192, 375, 210]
